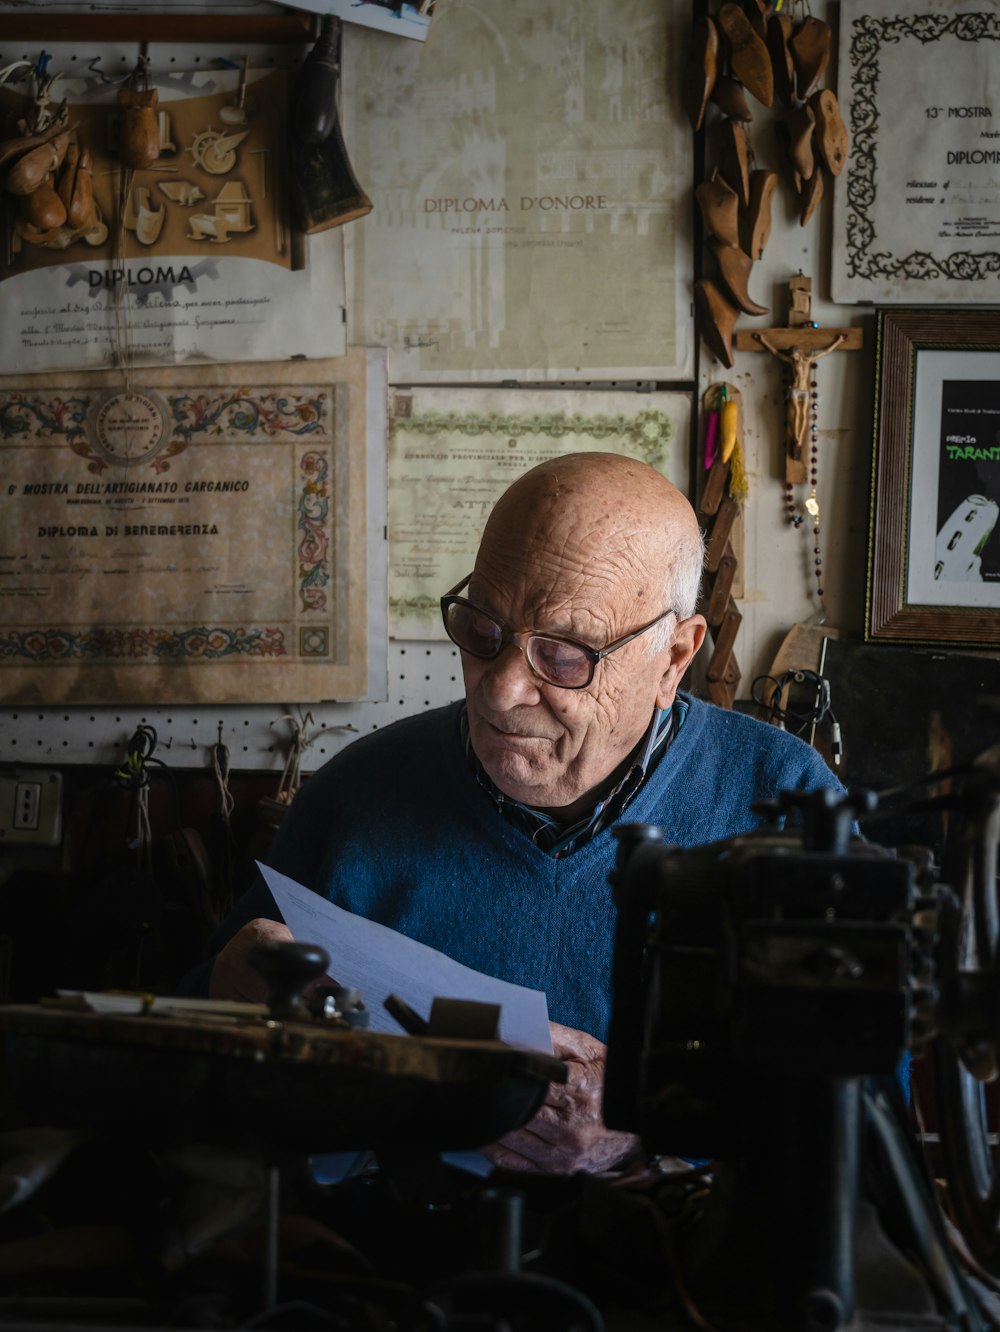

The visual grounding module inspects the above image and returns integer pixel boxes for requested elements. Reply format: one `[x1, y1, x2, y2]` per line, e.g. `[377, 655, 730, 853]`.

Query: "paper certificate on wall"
[0, 350, 384, 705]
[834, 0, 1000, 303]
[343, 0, 693, 382]
[0, 65, 345, 373]
[387, 386, 690, 639]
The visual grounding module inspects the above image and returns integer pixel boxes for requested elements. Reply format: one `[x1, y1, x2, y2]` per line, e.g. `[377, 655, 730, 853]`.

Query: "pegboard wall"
[0, 641, 465, 774]
[0, 36, 312, 79]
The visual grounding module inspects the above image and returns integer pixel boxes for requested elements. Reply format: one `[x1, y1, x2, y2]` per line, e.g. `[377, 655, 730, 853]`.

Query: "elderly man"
[198, 452, 842, 1173]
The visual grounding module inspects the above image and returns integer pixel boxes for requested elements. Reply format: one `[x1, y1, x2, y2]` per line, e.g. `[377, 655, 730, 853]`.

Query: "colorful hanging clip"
[720, 386, 738, 463]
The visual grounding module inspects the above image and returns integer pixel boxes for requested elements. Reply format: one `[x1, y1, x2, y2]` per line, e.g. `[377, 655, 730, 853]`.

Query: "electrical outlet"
[0, 769, 63, 846]
[13, 781, 41, 830]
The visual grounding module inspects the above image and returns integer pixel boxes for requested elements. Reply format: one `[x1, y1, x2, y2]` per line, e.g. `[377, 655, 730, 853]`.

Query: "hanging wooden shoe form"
[696, 172, 741, 248]
[744, 169, 778, 259]
[719, 117, 752, 207]
[686, 1, 850, 374]
[790, 16, 831, 101]
[709, 238, 768, 316]
[710, 74, 752, 121]
[717, 3, 773, 106]
[684, 14, 720, 131]
[767, 12, 796, 107]
[117, 61, 160, 171]
[811, 90, 849, 175]
[695, 278, 741, 369]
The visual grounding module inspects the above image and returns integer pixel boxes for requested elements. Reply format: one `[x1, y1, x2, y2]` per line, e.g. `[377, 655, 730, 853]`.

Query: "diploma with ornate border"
[834, 0, 1000, 303]
[0, 350, 383, 704]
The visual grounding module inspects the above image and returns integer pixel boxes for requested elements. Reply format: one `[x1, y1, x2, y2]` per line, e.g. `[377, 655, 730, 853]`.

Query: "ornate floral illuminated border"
[0, 625, 286, 663]
[390, 407, 674, 468]
[0, 386, 328, 475]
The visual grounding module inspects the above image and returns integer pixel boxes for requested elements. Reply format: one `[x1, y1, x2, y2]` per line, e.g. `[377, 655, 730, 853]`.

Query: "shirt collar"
[460, 703, 680, 857]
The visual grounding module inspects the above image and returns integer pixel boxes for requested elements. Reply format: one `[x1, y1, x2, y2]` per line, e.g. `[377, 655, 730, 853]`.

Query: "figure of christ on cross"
[753, 332, 846, 463]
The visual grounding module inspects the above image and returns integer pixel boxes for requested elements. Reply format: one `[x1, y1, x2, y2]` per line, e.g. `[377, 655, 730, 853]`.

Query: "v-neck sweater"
[212, 693, 842, 1041]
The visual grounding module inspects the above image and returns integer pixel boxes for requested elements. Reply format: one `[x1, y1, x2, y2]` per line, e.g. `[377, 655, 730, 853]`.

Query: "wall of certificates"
[0, 0, 697, 769]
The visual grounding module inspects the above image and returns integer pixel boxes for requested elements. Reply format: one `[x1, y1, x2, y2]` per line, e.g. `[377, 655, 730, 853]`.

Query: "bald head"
[461, 452, 707, 813]
[479, 452, 704, 624]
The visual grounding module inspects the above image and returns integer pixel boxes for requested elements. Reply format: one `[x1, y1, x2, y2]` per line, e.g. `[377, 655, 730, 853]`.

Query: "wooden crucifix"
[734, 277, 863, 483]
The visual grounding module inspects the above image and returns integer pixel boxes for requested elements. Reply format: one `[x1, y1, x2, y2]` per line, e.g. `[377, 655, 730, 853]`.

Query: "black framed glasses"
[440, 574, 678, 690]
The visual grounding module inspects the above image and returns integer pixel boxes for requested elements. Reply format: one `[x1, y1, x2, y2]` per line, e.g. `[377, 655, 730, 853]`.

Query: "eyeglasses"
[440, 574, 678, 690]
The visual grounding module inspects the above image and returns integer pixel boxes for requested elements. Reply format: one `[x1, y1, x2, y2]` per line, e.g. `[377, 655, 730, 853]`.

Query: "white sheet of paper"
[258, 863, 552, 1053]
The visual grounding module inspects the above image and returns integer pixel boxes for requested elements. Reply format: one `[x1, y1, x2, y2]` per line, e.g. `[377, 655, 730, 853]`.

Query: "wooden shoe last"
[696, 173, 741, 247]
[790, 17, 831, 101]
[718, 3, 774, 107]
[710, 237, 769, 316]
[811, 89, 849, 175]
[684, 15, 719, 131]
[695, 278, 740, 368]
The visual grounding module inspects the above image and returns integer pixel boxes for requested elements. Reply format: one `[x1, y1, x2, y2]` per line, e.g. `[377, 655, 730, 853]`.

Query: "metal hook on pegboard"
[271, 708, 315, 808]
[85, 55, 134, 87]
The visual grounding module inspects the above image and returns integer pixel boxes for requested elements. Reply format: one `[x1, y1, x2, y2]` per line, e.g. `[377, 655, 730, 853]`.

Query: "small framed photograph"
[867, 309, 1000, 646]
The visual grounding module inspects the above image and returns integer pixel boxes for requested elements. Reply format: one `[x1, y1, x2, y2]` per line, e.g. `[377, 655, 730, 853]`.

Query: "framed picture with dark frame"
[867, 309, 1000, 647]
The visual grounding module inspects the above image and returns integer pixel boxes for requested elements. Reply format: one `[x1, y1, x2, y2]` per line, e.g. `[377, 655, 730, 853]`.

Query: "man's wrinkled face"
[461, 530, 682, 814]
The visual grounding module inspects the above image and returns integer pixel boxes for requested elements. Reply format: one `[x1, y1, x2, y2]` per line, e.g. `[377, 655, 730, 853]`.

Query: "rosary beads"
[783, 363, 824, 602]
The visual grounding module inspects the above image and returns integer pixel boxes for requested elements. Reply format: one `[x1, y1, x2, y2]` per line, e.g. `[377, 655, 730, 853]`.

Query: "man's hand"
[481, 1021, 641, 1175]
[209, 918, 294, 1002]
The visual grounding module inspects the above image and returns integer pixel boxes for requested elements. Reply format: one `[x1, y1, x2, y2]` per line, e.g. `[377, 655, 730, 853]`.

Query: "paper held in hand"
[258, 863, 552, 1053]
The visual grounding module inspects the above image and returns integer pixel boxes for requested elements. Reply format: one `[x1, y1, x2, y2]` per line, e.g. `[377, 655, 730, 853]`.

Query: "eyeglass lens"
[444, 601, 593, 687]
[447, 602, 501, 656]
[527, 637, 591, 687]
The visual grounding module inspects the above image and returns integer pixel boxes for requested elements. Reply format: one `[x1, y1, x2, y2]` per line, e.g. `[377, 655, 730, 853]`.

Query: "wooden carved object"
[709, 237, 768, 315]
[4, 129, 70, 194]
[717, 3, 773, 107]
[118, 87, 160, 169]
[787, 103, 816, 182]
[800, 168, 824, 226]
[696, 173, 741, 247]
[19, 182, 64, 230]
[733, 278, 863, 484]
[766, 13, 796, 107]
[684, 15, 720, 131]
[695, 279, 739, 369]
[790, 16, 831, 101]
[691, 8, 850, 385]
[711, 75, 752, 121]
[744, 168, 778, 258]
[811, 89, 849, 176]
[698, 383, 745, 709]
[743, 0, 769, 41]
[57, 142, 94, 229]
[719, 117, 752, 207]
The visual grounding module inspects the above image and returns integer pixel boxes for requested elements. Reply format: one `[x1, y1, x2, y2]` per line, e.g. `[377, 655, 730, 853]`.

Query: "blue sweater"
[199, 694, 842, 1040]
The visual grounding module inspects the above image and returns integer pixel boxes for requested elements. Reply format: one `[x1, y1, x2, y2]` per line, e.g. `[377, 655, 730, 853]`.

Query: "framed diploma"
[0, 349, 385, 704]
[834, 0, 1000, 304]
[867, 309, 1000, 646]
